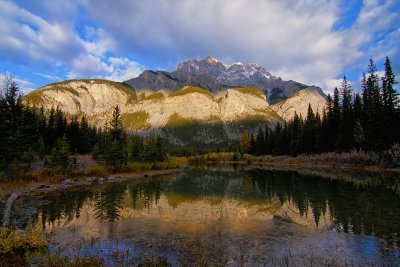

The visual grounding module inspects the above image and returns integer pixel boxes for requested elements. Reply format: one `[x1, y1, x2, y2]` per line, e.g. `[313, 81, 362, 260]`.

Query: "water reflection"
[12, 165, 400, 250]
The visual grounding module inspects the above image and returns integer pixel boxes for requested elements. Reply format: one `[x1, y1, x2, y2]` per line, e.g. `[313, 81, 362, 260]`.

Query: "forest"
[241, 57, 399, 157]
[0, 75, 165, 175]
[0, 57, 398, 176]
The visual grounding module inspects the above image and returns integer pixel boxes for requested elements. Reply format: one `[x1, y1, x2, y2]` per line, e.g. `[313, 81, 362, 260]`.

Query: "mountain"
[24, 80, 282, 145]
[23, 57, 327, 146]
[124, 56, 324, 104]
[271, 87, 326, 121]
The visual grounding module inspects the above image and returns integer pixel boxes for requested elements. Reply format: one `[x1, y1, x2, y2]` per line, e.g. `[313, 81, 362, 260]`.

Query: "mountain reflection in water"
[11, 165, 400, 265]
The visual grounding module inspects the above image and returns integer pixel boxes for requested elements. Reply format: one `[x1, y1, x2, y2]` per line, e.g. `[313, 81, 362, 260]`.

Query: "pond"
[10, 165, 400, 266]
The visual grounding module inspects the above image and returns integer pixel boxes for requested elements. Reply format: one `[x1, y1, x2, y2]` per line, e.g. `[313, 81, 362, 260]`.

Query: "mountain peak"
[125, 57, 324, 103]
[205, 56, 219, 64]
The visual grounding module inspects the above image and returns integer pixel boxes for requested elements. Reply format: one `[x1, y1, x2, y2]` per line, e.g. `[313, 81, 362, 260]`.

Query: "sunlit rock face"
[24, 81, 282, 144]
[271, 87, 326, 121]
[274, 201, 333, 230]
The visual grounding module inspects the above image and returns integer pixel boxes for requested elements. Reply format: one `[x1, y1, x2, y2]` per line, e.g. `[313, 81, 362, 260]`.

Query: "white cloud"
[14, 77, 35, 94]
[0, 1, 143, 83]
[1, 0, 398, 90]
[80, 0, 350, 85]
[323, 78, 343, 95]
[34, 72, 62, 81]
[80, 0, 399, 91]
[68, 55, 143, 81]
[0, 1, 81, 63]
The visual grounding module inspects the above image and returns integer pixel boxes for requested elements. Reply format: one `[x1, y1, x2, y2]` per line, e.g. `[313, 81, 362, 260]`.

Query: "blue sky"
[0, 0, 399, 94]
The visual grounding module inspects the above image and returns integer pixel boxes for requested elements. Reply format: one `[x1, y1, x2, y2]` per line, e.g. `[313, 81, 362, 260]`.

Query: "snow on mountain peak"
[205, 56, 219, 64]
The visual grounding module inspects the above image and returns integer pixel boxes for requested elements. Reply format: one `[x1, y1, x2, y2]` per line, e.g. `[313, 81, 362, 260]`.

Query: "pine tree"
[129, 135, 144, 161]
[302, 104, 316, 153]
[381, 57, 399, 148]
[289, 112, 302, 156]
[336, 76, 354, 151]
[239, 130, 251, 154]
[255, 127, 265, 155]
[78, 115, 92, 154]
[109, 105, 124, 142]
[45, 135, 76, 174]
[272, 122, 282, 155]
[362, 59, 383, 150]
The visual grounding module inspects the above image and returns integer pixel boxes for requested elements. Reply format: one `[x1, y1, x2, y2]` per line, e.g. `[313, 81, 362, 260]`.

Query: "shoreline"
[4, 168, 183, 197]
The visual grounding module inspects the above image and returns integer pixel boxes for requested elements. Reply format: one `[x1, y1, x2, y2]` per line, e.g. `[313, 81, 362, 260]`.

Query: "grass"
[169, 86, 213, 98]
[206, 114, 222, 122]
[232, 86, 265, 99]
[121, 111, 151, 130]
[143, 92, 165, 101]
[254, 107, 282, 120]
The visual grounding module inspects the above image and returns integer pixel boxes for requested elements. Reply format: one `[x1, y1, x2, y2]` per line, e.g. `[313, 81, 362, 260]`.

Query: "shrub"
[383, 143, 400, 167]
[0, 226, 47, 258]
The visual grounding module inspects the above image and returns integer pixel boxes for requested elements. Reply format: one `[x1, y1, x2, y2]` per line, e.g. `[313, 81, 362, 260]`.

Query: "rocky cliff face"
[271, 87, 326, 121]
[24, 80, 283, 145]
[125, 56, 324, 104]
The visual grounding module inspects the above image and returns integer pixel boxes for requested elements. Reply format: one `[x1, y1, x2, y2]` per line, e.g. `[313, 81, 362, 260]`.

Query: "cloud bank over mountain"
[1, 0, 399, 93]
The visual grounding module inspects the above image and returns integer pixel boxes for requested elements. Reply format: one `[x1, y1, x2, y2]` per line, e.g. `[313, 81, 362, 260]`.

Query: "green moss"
[23, 90, 44, 105]
[143, 92, 165, 101]
[169, 86, 213, 98]
[254, 108, 282, 120]
[206, 114, 222, 122]
[121, 111, 151, 130]
[232, 86, 265, 99]
[23, 86, 79, 106]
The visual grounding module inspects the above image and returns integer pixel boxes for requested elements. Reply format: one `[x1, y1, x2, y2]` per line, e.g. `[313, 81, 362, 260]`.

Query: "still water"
[11, 165, 400, 266]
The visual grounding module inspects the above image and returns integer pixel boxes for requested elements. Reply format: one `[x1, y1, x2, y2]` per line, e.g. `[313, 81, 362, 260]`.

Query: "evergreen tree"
[45, 135, 76, 174]
[78, 115, 92, 154]
[381, 57, 399, 148]
[302, 104, 316, 153]
[239, 130, 251, 154]
[336, 76, 354, 151]
[109, 105, 124, 142]
[272, 122, 282, 155]
[255, 127, 265, 155]
[289, 112, 303, 156]
[264, 125, 270, 154]
[129, 135, 144, 161]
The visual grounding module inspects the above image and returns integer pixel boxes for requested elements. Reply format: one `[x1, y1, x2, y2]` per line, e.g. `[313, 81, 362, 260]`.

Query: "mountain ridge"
[124, 56, 325, 104]
[24, 80, 285, 145]
[23, 57, 327, 145]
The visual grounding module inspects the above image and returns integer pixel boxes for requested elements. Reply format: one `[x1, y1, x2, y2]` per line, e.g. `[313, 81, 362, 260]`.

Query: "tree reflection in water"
[13, 166, 400, 246]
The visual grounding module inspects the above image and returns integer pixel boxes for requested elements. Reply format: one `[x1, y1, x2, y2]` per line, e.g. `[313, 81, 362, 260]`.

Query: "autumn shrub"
[0, 226, 47, 258]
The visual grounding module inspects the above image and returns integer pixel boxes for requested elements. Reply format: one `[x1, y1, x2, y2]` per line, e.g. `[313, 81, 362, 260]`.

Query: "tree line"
[0, 74, 166, 174]
[0, 74, 98, 172]
[91, 105, 166, 169]
[241, 57, 399, 156]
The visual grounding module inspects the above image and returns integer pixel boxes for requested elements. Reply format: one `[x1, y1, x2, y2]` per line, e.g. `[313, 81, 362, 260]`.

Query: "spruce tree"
[109, 105, 124, 142]
[289, 112, 302, 156]
[45, 135, 76, 174]
[381, 57, 399, 147]
[336, 76, 354, 151]
[239, 130, 251, 154]
[255, 127, 265, 155]
[302, 104, 316, 153]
